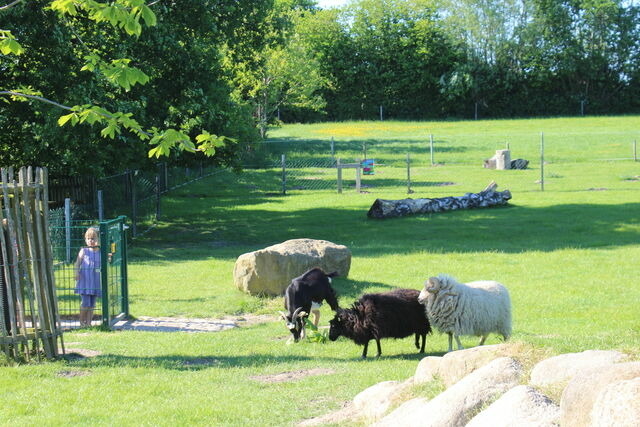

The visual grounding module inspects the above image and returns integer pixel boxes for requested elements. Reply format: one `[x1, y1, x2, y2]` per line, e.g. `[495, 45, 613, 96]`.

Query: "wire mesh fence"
[249, 131, 639, 197]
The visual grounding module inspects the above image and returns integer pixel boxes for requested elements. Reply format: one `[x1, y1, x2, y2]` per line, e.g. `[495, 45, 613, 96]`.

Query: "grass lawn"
[2, 117, 639, 426]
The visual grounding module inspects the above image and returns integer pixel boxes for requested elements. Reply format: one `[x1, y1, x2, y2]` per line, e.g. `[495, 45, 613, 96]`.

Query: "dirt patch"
[57, 370, 92, 378]
[250, 368, 335, 383]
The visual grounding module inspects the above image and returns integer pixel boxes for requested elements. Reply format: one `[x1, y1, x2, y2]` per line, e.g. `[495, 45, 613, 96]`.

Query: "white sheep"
[418, 274, 512, 352]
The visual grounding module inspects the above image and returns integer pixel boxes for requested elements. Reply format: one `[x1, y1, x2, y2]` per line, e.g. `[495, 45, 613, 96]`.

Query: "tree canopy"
[2, 0, 639, 175]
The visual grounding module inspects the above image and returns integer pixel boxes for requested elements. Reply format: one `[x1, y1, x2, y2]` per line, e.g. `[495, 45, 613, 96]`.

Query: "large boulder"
[560, 361, 640, 427]
[233, 238, 351, 295]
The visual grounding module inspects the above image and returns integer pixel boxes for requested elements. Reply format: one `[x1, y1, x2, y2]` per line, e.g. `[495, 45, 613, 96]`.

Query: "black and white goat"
[329, 288, 432, 358]
[279, 267, 339, 342]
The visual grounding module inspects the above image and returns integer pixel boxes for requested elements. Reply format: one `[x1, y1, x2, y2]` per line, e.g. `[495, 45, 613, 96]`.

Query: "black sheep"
[329, 288, 432, 358]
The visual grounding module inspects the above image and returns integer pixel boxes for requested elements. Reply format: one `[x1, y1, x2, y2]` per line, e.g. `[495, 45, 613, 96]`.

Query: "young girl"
[74, 227, 102, 327]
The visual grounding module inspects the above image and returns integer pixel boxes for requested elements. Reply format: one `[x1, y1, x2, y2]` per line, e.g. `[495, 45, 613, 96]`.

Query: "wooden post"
[281, 154, 286, 195]
[540, 132, 545, 192]
[429, 134, 434, 166]
[407, 153, 412, 194]
[362, 141, 367, 160]
[355, 160, 361, 193]
[337, 158, 342, 194]
[380, 105, 383, 121]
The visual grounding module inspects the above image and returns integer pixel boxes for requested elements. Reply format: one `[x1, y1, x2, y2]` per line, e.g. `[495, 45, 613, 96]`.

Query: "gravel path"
[111, 314, 275, 333]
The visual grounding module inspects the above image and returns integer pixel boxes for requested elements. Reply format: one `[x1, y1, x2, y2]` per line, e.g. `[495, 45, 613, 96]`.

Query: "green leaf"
[0, 38, 24, 55]
[140, 5, 157, 26]
[58, 113, 75, 126]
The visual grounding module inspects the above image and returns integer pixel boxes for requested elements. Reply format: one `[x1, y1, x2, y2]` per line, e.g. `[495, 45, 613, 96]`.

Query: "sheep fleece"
[424, 275, 512, 338]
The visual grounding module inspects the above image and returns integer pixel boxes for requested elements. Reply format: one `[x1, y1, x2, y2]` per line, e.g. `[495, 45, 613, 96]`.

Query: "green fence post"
[119, 216, 129, 317]
[99, 221, 109, 326]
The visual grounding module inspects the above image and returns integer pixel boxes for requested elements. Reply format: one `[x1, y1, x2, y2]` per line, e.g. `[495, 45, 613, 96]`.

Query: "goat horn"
[292, 307, 304, 319]
[278, 311, 288, 320]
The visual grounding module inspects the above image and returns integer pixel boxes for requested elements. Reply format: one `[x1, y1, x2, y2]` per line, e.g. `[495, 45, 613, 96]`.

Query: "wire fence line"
[49, 163, 226, 238]
[48, 130, 640, 237]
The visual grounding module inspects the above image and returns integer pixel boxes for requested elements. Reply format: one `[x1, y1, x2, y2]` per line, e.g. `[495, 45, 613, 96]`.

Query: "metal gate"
[49, 215, 128, 329]
[99, 217, 129, 326]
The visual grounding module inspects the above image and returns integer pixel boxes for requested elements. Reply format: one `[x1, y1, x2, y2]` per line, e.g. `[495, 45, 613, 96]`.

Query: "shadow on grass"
[132, 199, 640, 262]
[65, 348, 447, 370]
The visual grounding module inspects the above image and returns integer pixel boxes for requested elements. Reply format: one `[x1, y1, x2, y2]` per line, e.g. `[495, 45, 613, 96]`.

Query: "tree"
[0, 0, 248, 175]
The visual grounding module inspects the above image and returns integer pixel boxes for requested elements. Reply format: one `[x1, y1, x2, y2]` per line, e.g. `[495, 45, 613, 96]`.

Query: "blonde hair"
[84, 227, 99, 240]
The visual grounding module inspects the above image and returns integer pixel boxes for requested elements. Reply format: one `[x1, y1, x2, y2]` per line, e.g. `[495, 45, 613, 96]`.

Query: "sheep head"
[328, 310, 347, 342]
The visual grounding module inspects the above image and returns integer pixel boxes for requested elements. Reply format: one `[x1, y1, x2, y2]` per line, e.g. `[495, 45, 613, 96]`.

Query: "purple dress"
[75, 247, 102, 296]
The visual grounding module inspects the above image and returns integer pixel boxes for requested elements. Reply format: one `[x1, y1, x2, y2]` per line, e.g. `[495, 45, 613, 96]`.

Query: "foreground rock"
[466, 385, 560, 427]
[374, 357, 523, 427]
[529, 349, 628, 388]
[297, 346, 637, 427]
[233, 238, 351, 295]
[414, 344, 512, 387]
[591, 377, 640, 427]
[560, 361, 640, 427]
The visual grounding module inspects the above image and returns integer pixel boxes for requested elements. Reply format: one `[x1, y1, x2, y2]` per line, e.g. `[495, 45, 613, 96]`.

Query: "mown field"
[2, 116, 639, 426]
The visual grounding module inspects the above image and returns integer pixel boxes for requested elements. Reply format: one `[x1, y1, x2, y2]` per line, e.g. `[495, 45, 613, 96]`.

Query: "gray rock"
[352, 378, 413, 422]
[374, 357, 523, 427]
[591, 377, 640, 427]
[233, 238, 351, 295]
[414, 344, 511, 387]
[560, 361, 640, 427]
[530, 350, 628, 388]
[466, 385, 560, 427]
[414, 356, 442, 385]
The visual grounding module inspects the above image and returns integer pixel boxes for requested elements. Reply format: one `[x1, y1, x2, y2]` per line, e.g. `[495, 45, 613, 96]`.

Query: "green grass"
[2, 116, 640, 425]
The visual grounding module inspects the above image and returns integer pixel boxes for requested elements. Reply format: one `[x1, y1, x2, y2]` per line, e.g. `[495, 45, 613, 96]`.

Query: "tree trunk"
[367, 181, 511, 219]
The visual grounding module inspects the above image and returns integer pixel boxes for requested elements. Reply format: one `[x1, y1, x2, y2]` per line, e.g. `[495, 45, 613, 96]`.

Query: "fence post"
[164, 162, 169, 191]
[380, 105, 383, 121]
[155, 174, 161, 221]
[362, 141, 367, 160]
[337, 158, 342, 194]
[99, 221, 109, 326]
[355, 159, 361, 193]
[540, 132, 545, 192]
[331, 137, 335, 158]
[119, 216, 129, 318]
[97, 190, 104, 222]
[281, 154, 286, 195]
[429, 134, 434, 166]
[130, 171, 137, 237]
[407, 153, 412, 194]
[64, 198, 71, 263]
